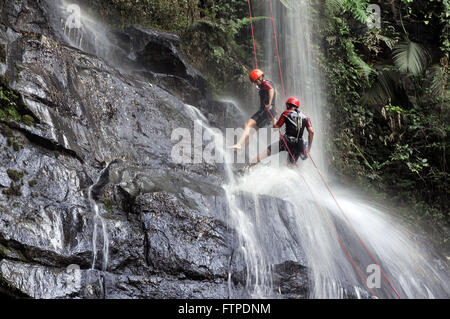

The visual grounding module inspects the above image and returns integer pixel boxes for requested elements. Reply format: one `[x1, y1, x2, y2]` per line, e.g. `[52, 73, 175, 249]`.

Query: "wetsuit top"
[275, 109, 312, 139]
[258, 80, 276, 111]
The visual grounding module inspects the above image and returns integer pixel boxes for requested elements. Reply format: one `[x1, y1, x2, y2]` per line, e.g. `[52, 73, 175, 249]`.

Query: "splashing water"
[184, 103, 275, 298]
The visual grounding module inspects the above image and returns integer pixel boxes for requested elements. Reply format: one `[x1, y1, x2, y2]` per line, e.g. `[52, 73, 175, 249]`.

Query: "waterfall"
[221, 0, 450, 299]
[40, 0, 449, 299]
[184, 103, 275, 298]
[45, 0, 125, 67]
[88, 164, 114, 272]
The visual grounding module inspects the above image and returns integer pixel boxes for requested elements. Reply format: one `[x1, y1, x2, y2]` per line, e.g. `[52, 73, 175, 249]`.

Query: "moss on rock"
[6, 169, 24, 182]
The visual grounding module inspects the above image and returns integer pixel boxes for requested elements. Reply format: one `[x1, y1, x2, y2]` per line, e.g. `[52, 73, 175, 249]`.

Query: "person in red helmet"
[247, 96, 314, 167]
[229, 69, 277, 150]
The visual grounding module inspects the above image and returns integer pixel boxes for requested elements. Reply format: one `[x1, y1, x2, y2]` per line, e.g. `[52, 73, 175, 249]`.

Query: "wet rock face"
[136, 192, 232, 280]
[0, 0, 51, 36]
[118, 27, 208, 92]
[273, 261, 309, 298]
[0, 0, 310, 299]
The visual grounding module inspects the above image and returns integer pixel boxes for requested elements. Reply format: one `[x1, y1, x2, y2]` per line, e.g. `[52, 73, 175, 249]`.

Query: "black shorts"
[251, 106, 276, 128]
[268, 135, 306, 164]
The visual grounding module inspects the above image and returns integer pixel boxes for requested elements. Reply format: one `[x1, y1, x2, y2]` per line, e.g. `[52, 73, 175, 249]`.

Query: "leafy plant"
[318, 0, 449, 249]
[362, 69, 400, 105]
[0, 84, 35, 125]
[392, 40, 431, 75]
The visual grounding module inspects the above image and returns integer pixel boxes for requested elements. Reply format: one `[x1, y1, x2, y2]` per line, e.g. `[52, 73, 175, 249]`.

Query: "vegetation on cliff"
[79, 0, 255, 99]
[314, 0, 449, 249]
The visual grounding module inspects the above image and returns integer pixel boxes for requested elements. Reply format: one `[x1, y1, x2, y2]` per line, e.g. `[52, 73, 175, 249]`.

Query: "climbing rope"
[247, 0, 401, 299]
[247, 0, 258, 69]
[308, 154, 402, 298]
[269, 0, 286, 101]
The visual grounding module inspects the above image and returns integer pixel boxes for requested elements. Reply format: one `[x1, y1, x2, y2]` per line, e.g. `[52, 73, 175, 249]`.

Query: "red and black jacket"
[258, 80, 276, 111]
[276, 109, 312, 139]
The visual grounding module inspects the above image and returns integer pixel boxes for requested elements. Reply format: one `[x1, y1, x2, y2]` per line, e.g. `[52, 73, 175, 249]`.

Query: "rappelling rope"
[247, 0, 296, 168]
[269, 0, 286, 101]
[308, 155, 402, 299]
[247, 0, 401, 299]
[297, 171, 379, 298]
[247, 0, 373, 296]
[247, 0, 258, 69]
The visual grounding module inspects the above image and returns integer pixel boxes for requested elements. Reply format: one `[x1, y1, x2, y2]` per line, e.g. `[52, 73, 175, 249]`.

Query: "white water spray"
[184, 102, 276, 298]
[46, 0, 124, 65]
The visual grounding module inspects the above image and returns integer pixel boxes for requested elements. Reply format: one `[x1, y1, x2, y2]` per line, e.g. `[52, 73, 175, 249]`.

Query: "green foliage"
[103, 199, 114, 214]
[81, 0, 200, 34]
[6, 169, 25, 182]
[392, 40, 431, 75]
[2, 183, 22, 197]
[362, 69, 400, 105]
[317, 0, 449, 249]
[7, 135, 24, 152]
[180, 2, 256, 97]
[3, 169, 27, 198]
[345, 40, 375, 79]
[0, 86, 21, 121]
[341, 0, 370, 23]
[0, 84, 35, 126]
[28, 179, 38, 188]
[21, 115, 34, 126]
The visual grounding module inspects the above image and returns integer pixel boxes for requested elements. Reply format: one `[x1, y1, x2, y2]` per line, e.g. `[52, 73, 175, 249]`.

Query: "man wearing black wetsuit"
[250, 96, 314, 166]
[230, 69, 277, 150]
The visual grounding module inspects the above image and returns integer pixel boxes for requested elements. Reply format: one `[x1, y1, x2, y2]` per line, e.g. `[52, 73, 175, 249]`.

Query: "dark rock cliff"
[0, 0, 309, 299]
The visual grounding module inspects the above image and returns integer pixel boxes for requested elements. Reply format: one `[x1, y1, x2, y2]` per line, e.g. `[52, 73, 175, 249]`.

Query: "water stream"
[88, 165, 110, 271]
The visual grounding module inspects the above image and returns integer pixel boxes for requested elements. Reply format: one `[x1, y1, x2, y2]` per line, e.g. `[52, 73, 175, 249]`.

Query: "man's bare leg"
[229, 118, 257, 150]
[246, 147, 271, 169]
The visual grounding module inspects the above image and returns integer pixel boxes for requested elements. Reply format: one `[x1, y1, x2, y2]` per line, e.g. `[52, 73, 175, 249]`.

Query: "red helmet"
[249, 69, 264, 82]
[286, 97, 300, 108]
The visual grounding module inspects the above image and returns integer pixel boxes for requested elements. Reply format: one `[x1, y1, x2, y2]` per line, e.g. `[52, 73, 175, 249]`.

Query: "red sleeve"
[306, 117, 312, 128]
[261, 80, 273, 91]
[275, 110, 290, 127]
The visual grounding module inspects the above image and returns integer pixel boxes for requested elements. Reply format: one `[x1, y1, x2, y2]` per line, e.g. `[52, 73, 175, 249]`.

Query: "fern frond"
[326, 0, 343, 14]
[341, 0, 369, 24]
[345, 41, 375, 79]
[427, 64, 449, 103]
[377, 34, 397, 50]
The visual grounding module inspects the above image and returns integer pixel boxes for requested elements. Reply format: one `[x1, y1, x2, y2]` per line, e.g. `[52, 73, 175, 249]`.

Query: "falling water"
[44, 0, 125, 65]
[184, 103, 275, 298]
[88, 166, 110, 271]
[220, 0, 450, 298]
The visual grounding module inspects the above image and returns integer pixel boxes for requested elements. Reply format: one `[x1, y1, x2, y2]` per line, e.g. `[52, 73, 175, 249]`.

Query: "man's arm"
[274, 110, 288, 128]
[266, 89, 275, 109]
